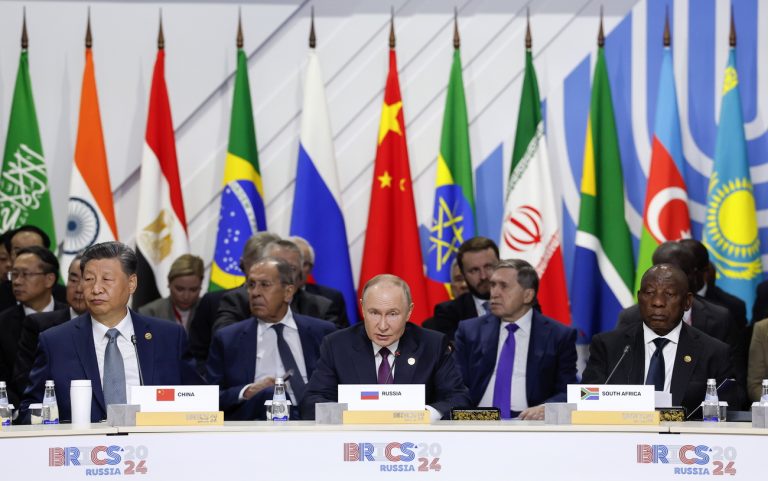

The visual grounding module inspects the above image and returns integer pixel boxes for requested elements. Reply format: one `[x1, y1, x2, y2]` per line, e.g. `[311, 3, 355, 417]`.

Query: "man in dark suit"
[21, 242, 199, 423]
[454, 259, 577, 420]
[0, 226, 67, 312]
[0, 246, 67, 407]
[188, 232, 280, 372]
[301, 274, 471, 420]
[213, 239, 341, 331]
[424, 237, 499, 340]
[616, 241, 731, 343]
[583, 264, 736, 415]
[12, 255, 88, 399]
[291, 236, 349, 327]
[207, 257, 335, 420]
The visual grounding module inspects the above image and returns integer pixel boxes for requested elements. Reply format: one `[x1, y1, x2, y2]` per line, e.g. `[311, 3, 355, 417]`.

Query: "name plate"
[567, 384, 655, 412]
[342, 410, 429, 424]
[571, 410, 660, 425]
[129, 385, 218, 413]
[135, 411, 223, 426]
[338, 384, 424, 411]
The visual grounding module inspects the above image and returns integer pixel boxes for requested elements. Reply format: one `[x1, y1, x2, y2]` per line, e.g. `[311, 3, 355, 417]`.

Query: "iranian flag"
[134, 25, 189, 307]
[499, 29, 571, 325]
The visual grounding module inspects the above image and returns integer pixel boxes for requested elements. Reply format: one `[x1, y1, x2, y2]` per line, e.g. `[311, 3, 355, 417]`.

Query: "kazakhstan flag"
[703, 50, 761, 319]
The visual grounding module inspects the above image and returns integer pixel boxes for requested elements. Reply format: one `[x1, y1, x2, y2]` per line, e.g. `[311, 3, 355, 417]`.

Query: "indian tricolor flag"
[63, 19, 118, 273]
[134, 24, 189, 307]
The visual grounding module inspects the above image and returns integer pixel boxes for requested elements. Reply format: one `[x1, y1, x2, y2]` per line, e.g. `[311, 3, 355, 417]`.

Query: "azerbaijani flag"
[634, 42, 690, 292]
[426, 28, 475, 306]
[290, 37, 357, 324]
[703, 48, 761, 319]
[570, 40, 635, 343]
[210, 21, 267, 291]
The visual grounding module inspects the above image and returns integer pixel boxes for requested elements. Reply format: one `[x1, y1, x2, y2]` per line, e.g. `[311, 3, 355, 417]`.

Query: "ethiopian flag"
[426, 45, 475, 304]
[570, 45, 635, 342]
[0, 41, 55, 244]
[209, 39, 266, 291]
[703, 49, 761, 319]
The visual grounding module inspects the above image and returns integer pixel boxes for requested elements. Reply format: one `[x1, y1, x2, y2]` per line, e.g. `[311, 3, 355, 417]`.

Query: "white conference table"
[2, 420, 767, 480]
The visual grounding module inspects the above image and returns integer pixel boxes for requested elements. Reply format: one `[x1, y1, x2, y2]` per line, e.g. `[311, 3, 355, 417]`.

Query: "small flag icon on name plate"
[156, 388, 175, 401]
[360, 391, 379, 400]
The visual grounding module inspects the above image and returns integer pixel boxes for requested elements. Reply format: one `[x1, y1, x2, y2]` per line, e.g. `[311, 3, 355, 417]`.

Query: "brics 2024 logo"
[49, 445, 149, 476]
[344, 442, 442, 473]
[637, 444, 737, 476]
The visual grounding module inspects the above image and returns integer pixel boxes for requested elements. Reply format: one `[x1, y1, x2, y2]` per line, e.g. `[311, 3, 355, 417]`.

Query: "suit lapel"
[73, 314, 105, 413]
[627, 326, 645, 384]
[352, 326, 377, 384]
[131, 312, 155, 384]
[295, 316, 316, 375]
[670, 324, 698, 406]
[393, 326, 418, 384]
[690, 297, 710, 333]
[478, 316, 500, 394]
[526, 313, 549, 400]
[239, 318, 258, 383]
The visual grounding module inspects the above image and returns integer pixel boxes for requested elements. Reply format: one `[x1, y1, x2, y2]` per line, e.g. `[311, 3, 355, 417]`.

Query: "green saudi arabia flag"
[209, 47, 267, 291]
[0, 50, 56, 246]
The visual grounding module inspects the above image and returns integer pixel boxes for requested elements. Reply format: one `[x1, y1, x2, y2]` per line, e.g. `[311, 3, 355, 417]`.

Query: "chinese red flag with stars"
[358, 49, 430, 325]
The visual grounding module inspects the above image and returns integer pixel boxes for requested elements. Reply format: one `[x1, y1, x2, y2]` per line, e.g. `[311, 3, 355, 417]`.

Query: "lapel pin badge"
[408, 357, 416, 366]
[683, 355, 692, 363]
[145, 332, 152, 340]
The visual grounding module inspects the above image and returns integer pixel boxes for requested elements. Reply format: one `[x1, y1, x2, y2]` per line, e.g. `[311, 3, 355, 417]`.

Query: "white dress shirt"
[473, 296, 491, 317]
[91, 309, 141, 398]
[23, 296, 55, 316]
[479, 308, 533, 412]
[642, 321, 682, 393]
[239, 308, 308, 405]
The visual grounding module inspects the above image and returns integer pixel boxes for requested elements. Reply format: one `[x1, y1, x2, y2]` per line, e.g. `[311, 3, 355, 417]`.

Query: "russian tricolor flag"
[290, 46, 358, 324]
[360, 391, 379, 400]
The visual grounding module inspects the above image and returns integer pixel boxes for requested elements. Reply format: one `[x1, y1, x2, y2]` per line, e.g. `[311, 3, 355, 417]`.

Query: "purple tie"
[377, 347, 393, 384]
[493, 323, 519, 419]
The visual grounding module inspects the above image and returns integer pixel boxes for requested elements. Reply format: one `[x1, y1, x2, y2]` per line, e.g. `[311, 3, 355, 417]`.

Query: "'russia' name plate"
[567, 384, 655, 412]
[129, 385, 218, 413]
[338, 384, 425, 411]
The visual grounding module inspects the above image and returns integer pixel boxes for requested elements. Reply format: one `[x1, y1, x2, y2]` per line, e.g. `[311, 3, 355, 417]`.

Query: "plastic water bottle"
[0, 381, 10, 426]
[702, 378, 719, 422]
[761, 379, 768, 406]
[271, 377, 289, 421]
[42, 380, 60, 424]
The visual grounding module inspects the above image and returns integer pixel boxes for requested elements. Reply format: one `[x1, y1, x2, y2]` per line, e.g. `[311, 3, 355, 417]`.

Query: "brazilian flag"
[209, 44, 266, 291]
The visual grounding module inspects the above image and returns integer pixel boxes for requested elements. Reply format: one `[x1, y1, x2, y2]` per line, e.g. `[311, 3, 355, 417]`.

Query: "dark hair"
[11, 225, 51, 249]
[80, 242, 137, 276]
[0, 231, 13, 252]
[15, 245, 59, 283]
[494, 258, 539, 296]
[250, 256, 295, 286]
[679, 239, 709, 271]
[456, 237, 499, 273]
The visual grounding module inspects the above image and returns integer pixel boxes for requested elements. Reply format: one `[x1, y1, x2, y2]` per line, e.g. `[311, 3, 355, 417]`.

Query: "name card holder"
[342, 410, 429, 424]
[135, 411, 223, 426]
[566, 385, 658, 425]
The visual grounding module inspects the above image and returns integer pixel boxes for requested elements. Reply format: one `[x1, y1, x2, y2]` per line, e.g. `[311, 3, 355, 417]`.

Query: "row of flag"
[0, 12, 760, 339]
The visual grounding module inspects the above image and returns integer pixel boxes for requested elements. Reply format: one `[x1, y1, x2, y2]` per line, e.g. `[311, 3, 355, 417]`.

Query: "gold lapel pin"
[145, 332, 153, 340]
[683, 355, 692, 363]
[408, 357, 416, 366]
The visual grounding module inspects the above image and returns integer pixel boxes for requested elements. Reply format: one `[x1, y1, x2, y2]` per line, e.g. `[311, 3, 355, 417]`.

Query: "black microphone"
[685, 378, 735, 420]
[604, 345, 631, 384]
[131, 335, 145, 386]
[384, 350, 400, 385]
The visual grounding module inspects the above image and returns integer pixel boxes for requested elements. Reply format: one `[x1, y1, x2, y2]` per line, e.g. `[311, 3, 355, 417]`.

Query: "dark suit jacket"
[206, 313, 335, 420]
[20, 311, 201, 423]
[0, 281, 67, 312]
[705, 285, 748, 398]
[616, 297, 730, 342]
[12, 308, 73, 401]
[752, 279, 768, 322]
[305, 283, 349, 328]
[0, 300, 67, 406]
[188, 288, 232, 372]
[212, 287, 340, 332]
[582, 322, 736, 415]
[453, 311, 578, 409]
[301, 323, 471, 419]
[423, 293, 479, 340]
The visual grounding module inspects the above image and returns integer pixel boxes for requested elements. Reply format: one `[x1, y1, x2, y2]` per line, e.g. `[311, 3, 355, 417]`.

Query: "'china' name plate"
[129, 385, 218, 413]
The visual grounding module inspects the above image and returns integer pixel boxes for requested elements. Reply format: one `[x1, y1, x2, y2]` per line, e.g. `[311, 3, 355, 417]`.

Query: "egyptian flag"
[134, 22, 189, 307]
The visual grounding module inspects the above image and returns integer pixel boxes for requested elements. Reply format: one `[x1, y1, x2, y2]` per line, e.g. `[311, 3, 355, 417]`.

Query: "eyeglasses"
[8, 271, 48, 281]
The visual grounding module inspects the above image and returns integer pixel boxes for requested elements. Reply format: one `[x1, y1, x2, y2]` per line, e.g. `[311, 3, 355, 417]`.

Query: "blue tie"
[482, 301, 491, 315]
[103, 328, 127, 406]
[645, 338, 670, 391]
[493, 323, 519, 419]
[271, 324, 306, 403]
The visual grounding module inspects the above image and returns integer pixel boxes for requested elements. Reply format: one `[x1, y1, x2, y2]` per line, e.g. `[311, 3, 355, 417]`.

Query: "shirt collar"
[371, 339, 400, 356]
[642, 319, 683, 345]
[23, 296, 55, 316]
[500, 307, 533, 334]
[257, 307, 297, 331]
[91, 309, 135, 340]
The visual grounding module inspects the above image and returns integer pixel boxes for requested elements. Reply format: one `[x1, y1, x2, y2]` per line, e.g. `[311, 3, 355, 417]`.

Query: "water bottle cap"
[275, 377, 284, 385]
[0, 381, 6, 388]
[707, 378, 716, 385]
[45, 380, 55, 387]
[763, 379, 768, 386]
